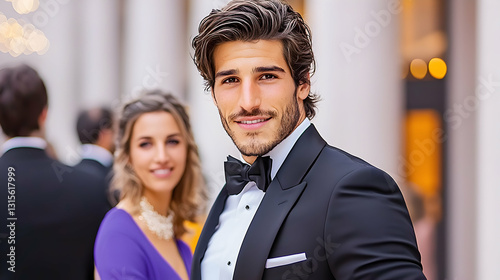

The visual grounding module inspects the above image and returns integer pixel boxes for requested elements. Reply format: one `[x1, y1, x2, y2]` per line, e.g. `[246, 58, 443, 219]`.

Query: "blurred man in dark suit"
[74, 107, 116, 206]
[0, 64, 110, 279]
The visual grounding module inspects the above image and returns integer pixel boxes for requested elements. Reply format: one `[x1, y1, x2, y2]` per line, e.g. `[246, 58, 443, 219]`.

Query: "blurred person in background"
[0, 64, 110, 279]
[74, 107, 116, 206]
[94, 90, 206, 280]
[400, 182, 440, 280]
[190, 0, 426, 279]
[0, 127, 5, 145]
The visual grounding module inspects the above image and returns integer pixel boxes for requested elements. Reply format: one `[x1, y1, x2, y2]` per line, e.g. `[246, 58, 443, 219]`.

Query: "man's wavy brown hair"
[192, 0, 319, 119]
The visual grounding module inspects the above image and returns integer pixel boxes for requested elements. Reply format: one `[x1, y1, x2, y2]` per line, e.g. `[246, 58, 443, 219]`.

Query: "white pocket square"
[265, 252, 307, 269]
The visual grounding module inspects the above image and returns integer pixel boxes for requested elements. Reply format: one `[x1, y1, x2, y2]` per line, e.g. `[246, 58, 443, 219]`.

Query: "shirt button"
[227, 261, 231, 266]
[245, 205, 250, 210]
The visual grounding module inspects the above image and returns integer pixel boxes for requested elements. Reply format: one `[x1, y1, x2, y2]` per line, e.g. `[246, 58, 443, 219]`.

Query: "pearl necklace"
[138, 197, 174, 240]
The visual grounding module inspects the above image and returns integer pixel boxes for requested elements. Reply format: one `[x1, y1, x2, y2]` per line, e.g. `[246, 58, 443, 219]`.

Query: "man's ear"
[97, 128, 114, 152]
[297, 73, 311, 101]
[38, 106, 48, 127]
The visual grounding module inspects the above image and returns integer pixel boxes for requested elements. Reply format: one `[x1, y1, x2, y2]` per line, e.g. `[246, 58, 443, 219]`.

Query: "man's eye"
[223, 77, 238, 84]
[261, 74, 277, 80]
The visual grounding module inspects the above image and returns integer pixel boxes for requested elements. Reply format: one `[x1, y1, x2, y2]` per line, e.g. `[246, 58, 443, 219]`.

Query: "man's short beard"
[218, 89, 301, 157]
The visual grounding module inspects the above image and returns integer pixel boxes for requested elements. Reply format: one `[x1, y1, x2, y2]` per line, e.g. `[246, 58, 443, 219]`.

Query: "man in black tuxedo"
[0, 65, 110, 279]
[74, 107, 116, 206]
[191, 0, 426, 279]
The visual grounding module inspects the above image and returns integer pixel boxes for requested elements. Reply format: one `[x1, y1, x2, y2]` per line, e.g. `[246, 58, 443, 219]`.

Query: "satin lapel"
[191, 188, 229, 280]
[233, 125, 327, 280]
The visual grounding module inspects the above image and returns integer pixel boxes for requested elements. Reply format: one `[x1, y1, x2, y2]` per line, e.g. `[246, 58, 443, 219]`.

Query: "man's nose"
[238, 80, 261, 112]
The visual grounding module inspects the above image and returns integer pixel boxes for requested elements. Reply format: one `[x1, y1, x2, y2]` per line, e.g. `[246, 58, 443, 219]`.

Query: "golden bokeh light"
[28, 29, 49, 54]
[10, 37, 26, 56]
[428, 58, 447, 79]
[7, 19, 23, 38]
[410, 58, 427, 79]
[8, 0, 39, 15]
[0, 12, 49, 56]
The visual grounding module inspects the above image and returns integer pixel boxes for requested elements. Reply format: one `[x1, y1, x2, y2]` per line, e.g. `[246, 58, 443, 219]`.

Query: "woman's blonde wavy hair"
[111, 90, 206, 238]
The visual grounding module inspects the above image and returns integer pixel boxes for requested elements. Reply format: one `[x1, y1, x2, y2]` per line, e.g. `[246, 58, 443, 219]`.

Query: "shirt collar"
[239, 118, 311, 179]
[1, 137, 47, 155]
[80, 144, 113, 167]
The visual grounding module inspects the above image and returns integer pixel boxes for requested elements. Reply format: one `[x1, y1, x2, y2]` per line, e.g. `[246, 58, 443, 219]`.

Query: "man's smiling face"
[211, 39, 309, 162]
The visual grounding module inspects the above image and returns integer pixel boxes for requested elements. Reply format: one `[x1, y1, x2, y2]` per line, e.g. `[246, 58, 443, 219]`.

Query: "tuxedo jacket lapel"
[233, 125, 326, 279]
[233, 180, 307, 279]
[191, 188, 229, 280]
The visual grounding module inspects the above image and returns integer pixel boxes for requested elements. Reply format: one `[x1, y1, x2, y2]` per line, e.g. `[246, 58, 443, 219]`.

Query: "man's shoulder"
[311, 143, 390, 179]
[313, 144, 398, 190]
[74, 158, 108, 175]
[0, 147, 60, 176]
[321, 144, 373, 167]
[1, 148, 105, 187]
[1, 146, 48, 162]
[288, 125, 381, 178]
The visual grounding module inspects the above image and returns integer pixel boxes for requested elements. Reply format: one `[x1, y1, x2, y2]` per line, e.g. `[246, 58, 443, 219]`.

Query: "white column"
[123, 0, 186, 100]
[306, 0, 403, 179]
[34, 0, 80, 164]
[447, 1, 477, 279]
[79, 0, 120, 107]
[476, 0, 500, 279]
[187, 0, 238, 205]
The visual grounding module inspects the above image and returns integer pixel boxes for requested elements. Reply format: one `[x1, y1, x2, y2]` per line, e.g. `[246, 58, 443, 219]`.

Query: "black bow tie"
[224, 155, 272, 195]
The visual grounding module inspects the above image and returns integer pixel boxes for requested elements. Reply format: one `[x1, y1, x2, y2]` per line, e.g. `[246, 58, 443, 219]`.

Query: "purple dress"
[94, 208, 192, 279]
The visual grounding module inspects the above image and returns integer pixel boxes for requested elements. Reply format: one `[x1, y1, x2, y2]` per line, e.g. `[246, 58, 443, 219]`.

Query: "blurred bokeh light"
[410, 58, 428, 79]
[0, 12, 49, 57]
[7, 0, 39, 14]
[428, 57, 447, 79]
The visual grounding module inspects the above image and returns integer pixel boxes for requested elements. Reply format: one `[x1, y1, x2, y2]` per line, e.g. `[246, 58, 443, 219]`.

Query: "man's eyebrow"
[214, 66, 286, 79]
[215, 69, 238, 79]
[254, 66, 286, 73]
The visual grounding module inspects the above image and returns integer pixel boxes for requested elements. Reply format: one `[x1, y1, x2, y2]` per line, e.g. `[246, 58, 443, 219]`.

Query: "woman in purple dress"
[94, 90, 205, 280]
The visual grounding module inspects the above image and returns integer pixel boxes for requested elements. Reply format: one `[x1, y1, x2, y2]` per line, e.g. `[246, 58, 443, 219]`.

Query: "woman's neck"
[142, 191, 172, 216]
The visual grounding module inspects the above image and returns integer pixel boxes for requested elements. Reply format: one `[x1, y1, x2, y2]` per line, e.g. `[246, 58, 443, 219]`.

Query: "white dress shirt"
[80, 144, 113, 167]
[201, 118, 311, 280]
